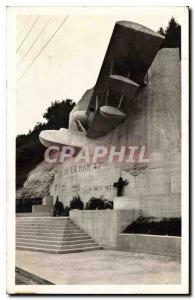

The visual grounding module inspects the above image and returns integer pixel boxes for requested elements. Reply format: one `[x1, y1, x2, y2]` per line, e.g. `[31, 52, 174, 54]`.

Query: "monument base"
[42, 195, 53, 206]
[113, 196, 140, 210]
[32, 204, 53, 216]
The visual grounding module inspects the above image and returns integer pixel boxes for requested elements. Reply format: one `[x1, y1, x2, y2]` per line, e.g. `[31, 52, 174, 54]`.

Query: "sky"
[15, 7, 185, 135]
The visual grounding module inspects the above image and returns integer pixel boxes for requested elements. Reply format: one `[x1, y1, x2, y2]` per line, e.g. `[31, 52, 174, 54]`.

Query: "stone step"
[16, 237, 94, 245]
[16, 228, 81, 234]
[16, 217, 101, 254]
[16, 218, 71, 222]
[16, 219, 72, 223]
[16, 245, 102, 254]
[16, 232, 89, 238]
[16, 226, 78, 231]
[17, 212, 53, 217]
[16, 224, 71, 228]
[16, 218, 70, 224]
[16, 224, 77, 229]
[16, 241, 97, 249]
[16, 220, 71, 225]
[16, 217, 69, 219]
[16, 228, 78, 233]
[16, 235, 90, 242]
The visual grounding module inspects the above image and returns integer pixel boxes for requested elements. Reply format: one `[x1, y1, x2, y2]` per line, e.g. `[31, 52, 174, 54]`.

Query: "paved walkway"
[16, 250, 180, 285]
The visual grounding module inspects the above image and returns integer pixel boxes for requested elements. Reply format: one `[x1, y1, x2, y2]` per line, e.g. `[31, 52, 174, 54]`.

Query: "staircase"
[16, 217, 102, 254]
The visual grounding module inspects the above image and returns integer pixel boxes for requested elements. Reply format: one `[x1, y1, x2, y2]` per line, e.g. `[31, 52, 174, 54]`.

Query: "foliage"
[157, 17, 181, 52]
[43, 99, 75, 129]
[64, 206, 70, 216]
[85, 196, 113, 210]
[16, 99, 75, 189]
[157, 27, 165, 36]
[53, 196, 66, 216]
[69, 195, 84, 210]
[104, 200, 113, 209]
[123, 216, 181, 236]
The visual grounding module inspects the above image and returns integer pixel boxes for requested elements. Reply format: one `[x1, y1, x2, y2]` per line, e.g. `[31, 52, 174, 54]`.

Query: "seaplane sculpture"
[40, 21, 164, 149]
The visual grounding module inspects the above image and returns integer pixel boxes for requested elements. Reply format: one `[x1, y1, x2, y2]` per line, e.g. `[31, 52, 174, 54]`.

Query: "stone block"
[32, 205, 53, 216]
[114, 196, 141, 210]
[70, 210, 141, 249]
[42, 195, 53, 206]
[117, 234, 181, 258]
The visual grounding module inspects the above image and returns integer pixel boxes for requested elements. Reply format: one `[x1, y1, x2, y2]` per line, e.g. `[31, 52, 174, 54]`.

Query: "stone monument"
[39, 21, 181, 218]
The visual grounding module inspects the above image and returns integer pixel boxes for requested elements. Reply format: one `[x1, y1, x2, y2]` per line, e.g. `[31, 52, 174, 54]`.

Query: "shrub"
[64, 206, 70, 216]
[104, 200, 113, 209]
[123, 217, 181, 236]
[53, 197, 66, 216]
[69, 195, 84, 210]
[85, 196, 112, 210]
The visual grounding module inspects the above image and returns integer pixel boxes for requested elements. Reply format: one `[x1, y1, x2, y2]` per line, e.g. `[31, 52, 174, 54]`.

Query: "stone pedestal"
[42, 195, 53, 206]
[70, 209, 141, 249]
[113, 196, 140, 210]
[32, 205, 53, 215]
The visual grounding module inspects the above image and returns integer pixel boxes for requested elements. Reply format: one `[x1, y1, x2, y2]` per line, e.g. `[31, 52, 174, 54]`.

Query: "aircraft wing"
[40, 20, 165, 147]
[80, 21, 164, 138]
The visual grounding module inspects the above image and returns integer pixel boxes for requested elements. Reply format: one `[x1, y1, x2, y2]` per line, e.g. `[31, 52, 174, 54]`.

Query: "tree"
[43, 99, 75, 129]
[16, 99, 75, 189]
[157, 27, 165, 36]
[85, 196, 109, 210]
[164, 17, 181, 49]
[16, 134, 28, 148]
[69, 195, 84, 210]
[157, 17, 181, 55]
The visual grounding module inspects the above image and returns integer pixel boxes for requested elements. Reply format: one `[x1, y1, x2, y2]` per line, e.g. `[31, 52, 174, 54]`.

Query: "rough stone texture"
[70, 210, 141, 249]
[51, 48, 181, 218]
[117, 234, 181, 258]
[16, 161, 56, 199]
